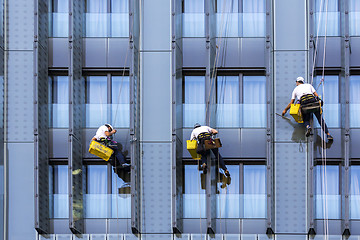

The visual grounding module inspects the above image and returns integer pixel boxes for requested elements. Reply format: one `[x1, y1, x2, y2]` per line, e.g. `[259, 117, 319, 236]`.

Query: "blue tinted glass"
[50, 0, 69, 37]
[183, 165, 206, 218]
[243, 76, 266, 127]
[243, 165, 266, 218]
[351, 166, 360, 219]
[184, 76, 205, 127]
[350, 76, 360, 127]
[85, 165, 108, 218]
[86, 76, 108, 127]
[314, 75, 339, 127]
[50, 76, 69, 128]
[111, 76, 130, 127]
[53, 165, 69, 218]
[315, 165, 340, 219]
[315, 0, 340, 36]
[217, 76, 240, 127]
[111, 169, 131, 218]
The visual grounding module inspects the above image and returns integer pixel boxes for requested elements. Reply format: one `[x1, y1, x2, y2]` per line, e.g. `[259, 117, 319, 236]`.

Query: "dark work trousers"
[200, 148, 227, 171]
[302, 109, 329, 134]
[109, 146, 126, 168]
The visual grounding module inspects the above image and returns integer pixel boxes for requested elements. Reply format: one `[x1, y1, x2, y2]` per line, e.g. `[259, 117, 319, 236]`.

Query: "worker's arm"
[313, 91, 319, 97]
[210, 128, 218, 135]
[105, 129, 117, 136]
[282, 99, 295, 116]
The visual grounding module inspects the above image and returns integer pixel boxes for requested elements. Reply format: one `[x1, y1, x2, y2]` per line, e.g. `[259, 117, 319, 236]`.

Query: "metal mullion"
[239, 163, 244, 194]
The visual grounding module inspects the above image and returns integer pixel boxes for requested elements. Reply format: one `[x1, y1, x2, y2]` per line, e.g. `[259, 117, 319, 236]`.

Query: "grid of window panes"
[315, 165, 340, 219]
[314, 0, 340, 37]
[85, 75, 130, 128]
[183, 163, 266, 219]
[183, 0, 266, 38]
[350, 75, 360, 128]
[314, 75, 339, 128]
[51, 164, 130, 219]
[49, 0, 129, 37]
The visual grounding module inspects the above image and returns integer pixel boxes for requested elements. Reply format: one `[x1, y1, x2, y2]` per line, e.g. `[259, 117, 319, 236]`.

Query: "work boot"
[224, 170, 230, 177]
[327, 134, 334, 142]
[305, 126, 312, 137]
[202, 163, 207, 174]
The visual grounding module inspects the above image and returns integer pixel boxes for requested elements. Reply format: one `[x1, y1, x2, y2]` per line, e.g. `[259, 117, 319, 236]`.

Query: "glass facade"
[314, 0, 340, 36]
[49, 76, 69, 128]
[49, 0, 69, 37]
[350, 75, 360, 128]
[350, 0, 360, 36]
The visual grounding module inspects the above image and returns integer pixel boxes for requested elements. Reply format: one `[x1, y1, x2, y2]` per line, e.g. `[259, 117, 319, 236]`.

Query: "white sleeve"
[291, 89, 296, 100]
[190, 131, 195, 140]
[310, 84, 316, 93]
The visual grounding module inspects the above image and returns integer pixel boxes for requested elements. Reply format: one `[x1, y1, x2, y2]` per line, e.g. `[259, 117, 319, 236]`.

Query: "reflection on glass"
[350, 166, 360, 219]
[49, 76, 69, 128]
[314, 0, 340, 36]
[315, 165, 340, 219]
[350, 76, 360, 127]
[184, 76, 205, 127]
[86, 76, 107, 127]
[111, 168, 131, 218]
[53, 165, 69, 218]
[314, 75, 339, 128]
[183, 13, 205, 37]
[111, 76, 130, 127]
[85, 165, 107, 218]
[49, 0, 69, 37]
[350, 0, 360, 36]
[183, 165, 206, 218]
[217, 76, 240, 127]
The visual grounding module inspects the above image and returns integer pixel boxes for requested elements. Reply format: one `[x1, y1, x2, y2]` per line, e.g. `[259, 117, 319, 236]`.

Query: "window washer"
[282, 76, 333, 141]
[190, 123, 230, 177]
[92, 124, 130, 170]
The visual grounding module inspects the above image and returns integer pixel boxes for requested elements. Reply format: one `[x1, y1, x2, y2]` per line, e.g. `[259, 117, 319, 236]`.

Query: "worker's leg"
[314, 110, 329, 134]
[211, 148, 227, 171]
[302, 111, 311, 128]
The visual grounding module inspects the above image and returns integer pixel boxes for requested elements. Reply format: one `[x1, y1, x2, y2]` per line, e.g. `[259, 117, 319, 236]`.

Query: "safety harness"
[300, 94, 323, 114]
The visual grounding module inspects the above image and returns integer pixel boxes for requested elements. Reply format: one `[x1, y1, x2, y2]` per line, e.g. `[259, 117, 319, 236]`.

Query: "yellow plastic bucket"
[186, 140, 201, 160]
[88, 141, 114, 161]
[290, 103, 304, 123]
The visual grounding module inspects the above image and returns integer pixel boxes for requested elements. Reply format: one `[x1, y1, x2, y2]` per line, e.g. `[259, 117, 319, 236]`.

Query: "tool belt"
[300, 94, 322, 114]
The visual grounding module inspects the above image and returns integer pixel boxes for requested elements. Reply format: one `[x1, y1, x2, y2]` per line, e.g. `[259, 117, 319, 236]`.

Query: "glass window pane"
[111, 169, 131, 218]
[314, 75, 339, 127]
[50, 76, 69, 128]
[111, 76, 130, 127]
[86, 0, 109, 37]
[183, 165, 206, 218]
[350, 76, 360, 127]
[53, 165, 69, 218]
[111, 0, 129, 13]
[217, 76, 240, 127]
[315, 165, 340, 219]
[315, 0, 340, 36]
[183, 0, 205, 37]
[184, 0, 204, 13]
[217, 165, 240, 218]
[85, 165, 108, 218]
[243, 76, 266, 128]
[351, 166, 360, 219]
[243, 165, 266, 218]
[86, 76, 108, 127]
[183, 76, 205, 127]
[50, 0, 69, 37]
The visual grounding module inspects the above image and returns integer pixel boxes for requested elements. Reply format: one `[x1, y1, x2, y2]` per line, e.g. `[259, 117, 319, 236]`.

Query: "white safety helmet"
[296, 76, 304, 83]
[104, 123, 113, 131]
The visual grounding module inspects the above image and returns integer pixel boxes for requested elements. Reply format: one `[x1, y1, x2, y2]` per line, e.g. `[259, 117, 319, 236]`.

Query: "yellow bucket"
[290, 103, 303, 123]
[186, 140, 201, 160]
[88, 141, 114, 161]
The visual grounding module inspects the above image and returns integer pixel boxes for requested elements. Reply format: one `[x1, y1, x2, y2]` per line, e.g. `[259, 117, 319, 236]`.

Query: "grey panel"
[182, 219, 208, 233]
[83, 38, 107, 68]
[142, 52, 171, 141]
[7, 51, 34, 142]
[183, 38, 207, 67]
[215, 219, 240, 234]
[142, 143, 172, 233]
[275, 143, 307, 233]
[274, 0, 306, 50]
[8, 143, 35, 240]
[141, 234, 173, 240]
[240, 129, 266, 158]
[108, 219, 132, 234]
[275, 236, 306, 240]
[143, 0, 171, 51]
[350, 37, 360, 67]
[216, 129, 241, 160]
[83, 129, 130, 159]
[83, 219, 106, 233]
[8, 0, 33, 51]
[49, 38, 69, 68]
[350, 129, 360, 158]
[315, 37, 341, 68]
[241, 219, 267, 234]
[34, 0, 49, 232]
[315, 220, 342, 235]
[314, 128, 341, 159]
[49, 129, 69, 159]
[240, 38, 266, 68]
[108, 38, 130, 68]
[50, 219, 73, 234]
[274, 51, 307, 142]
[350, 220, 360, 235]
